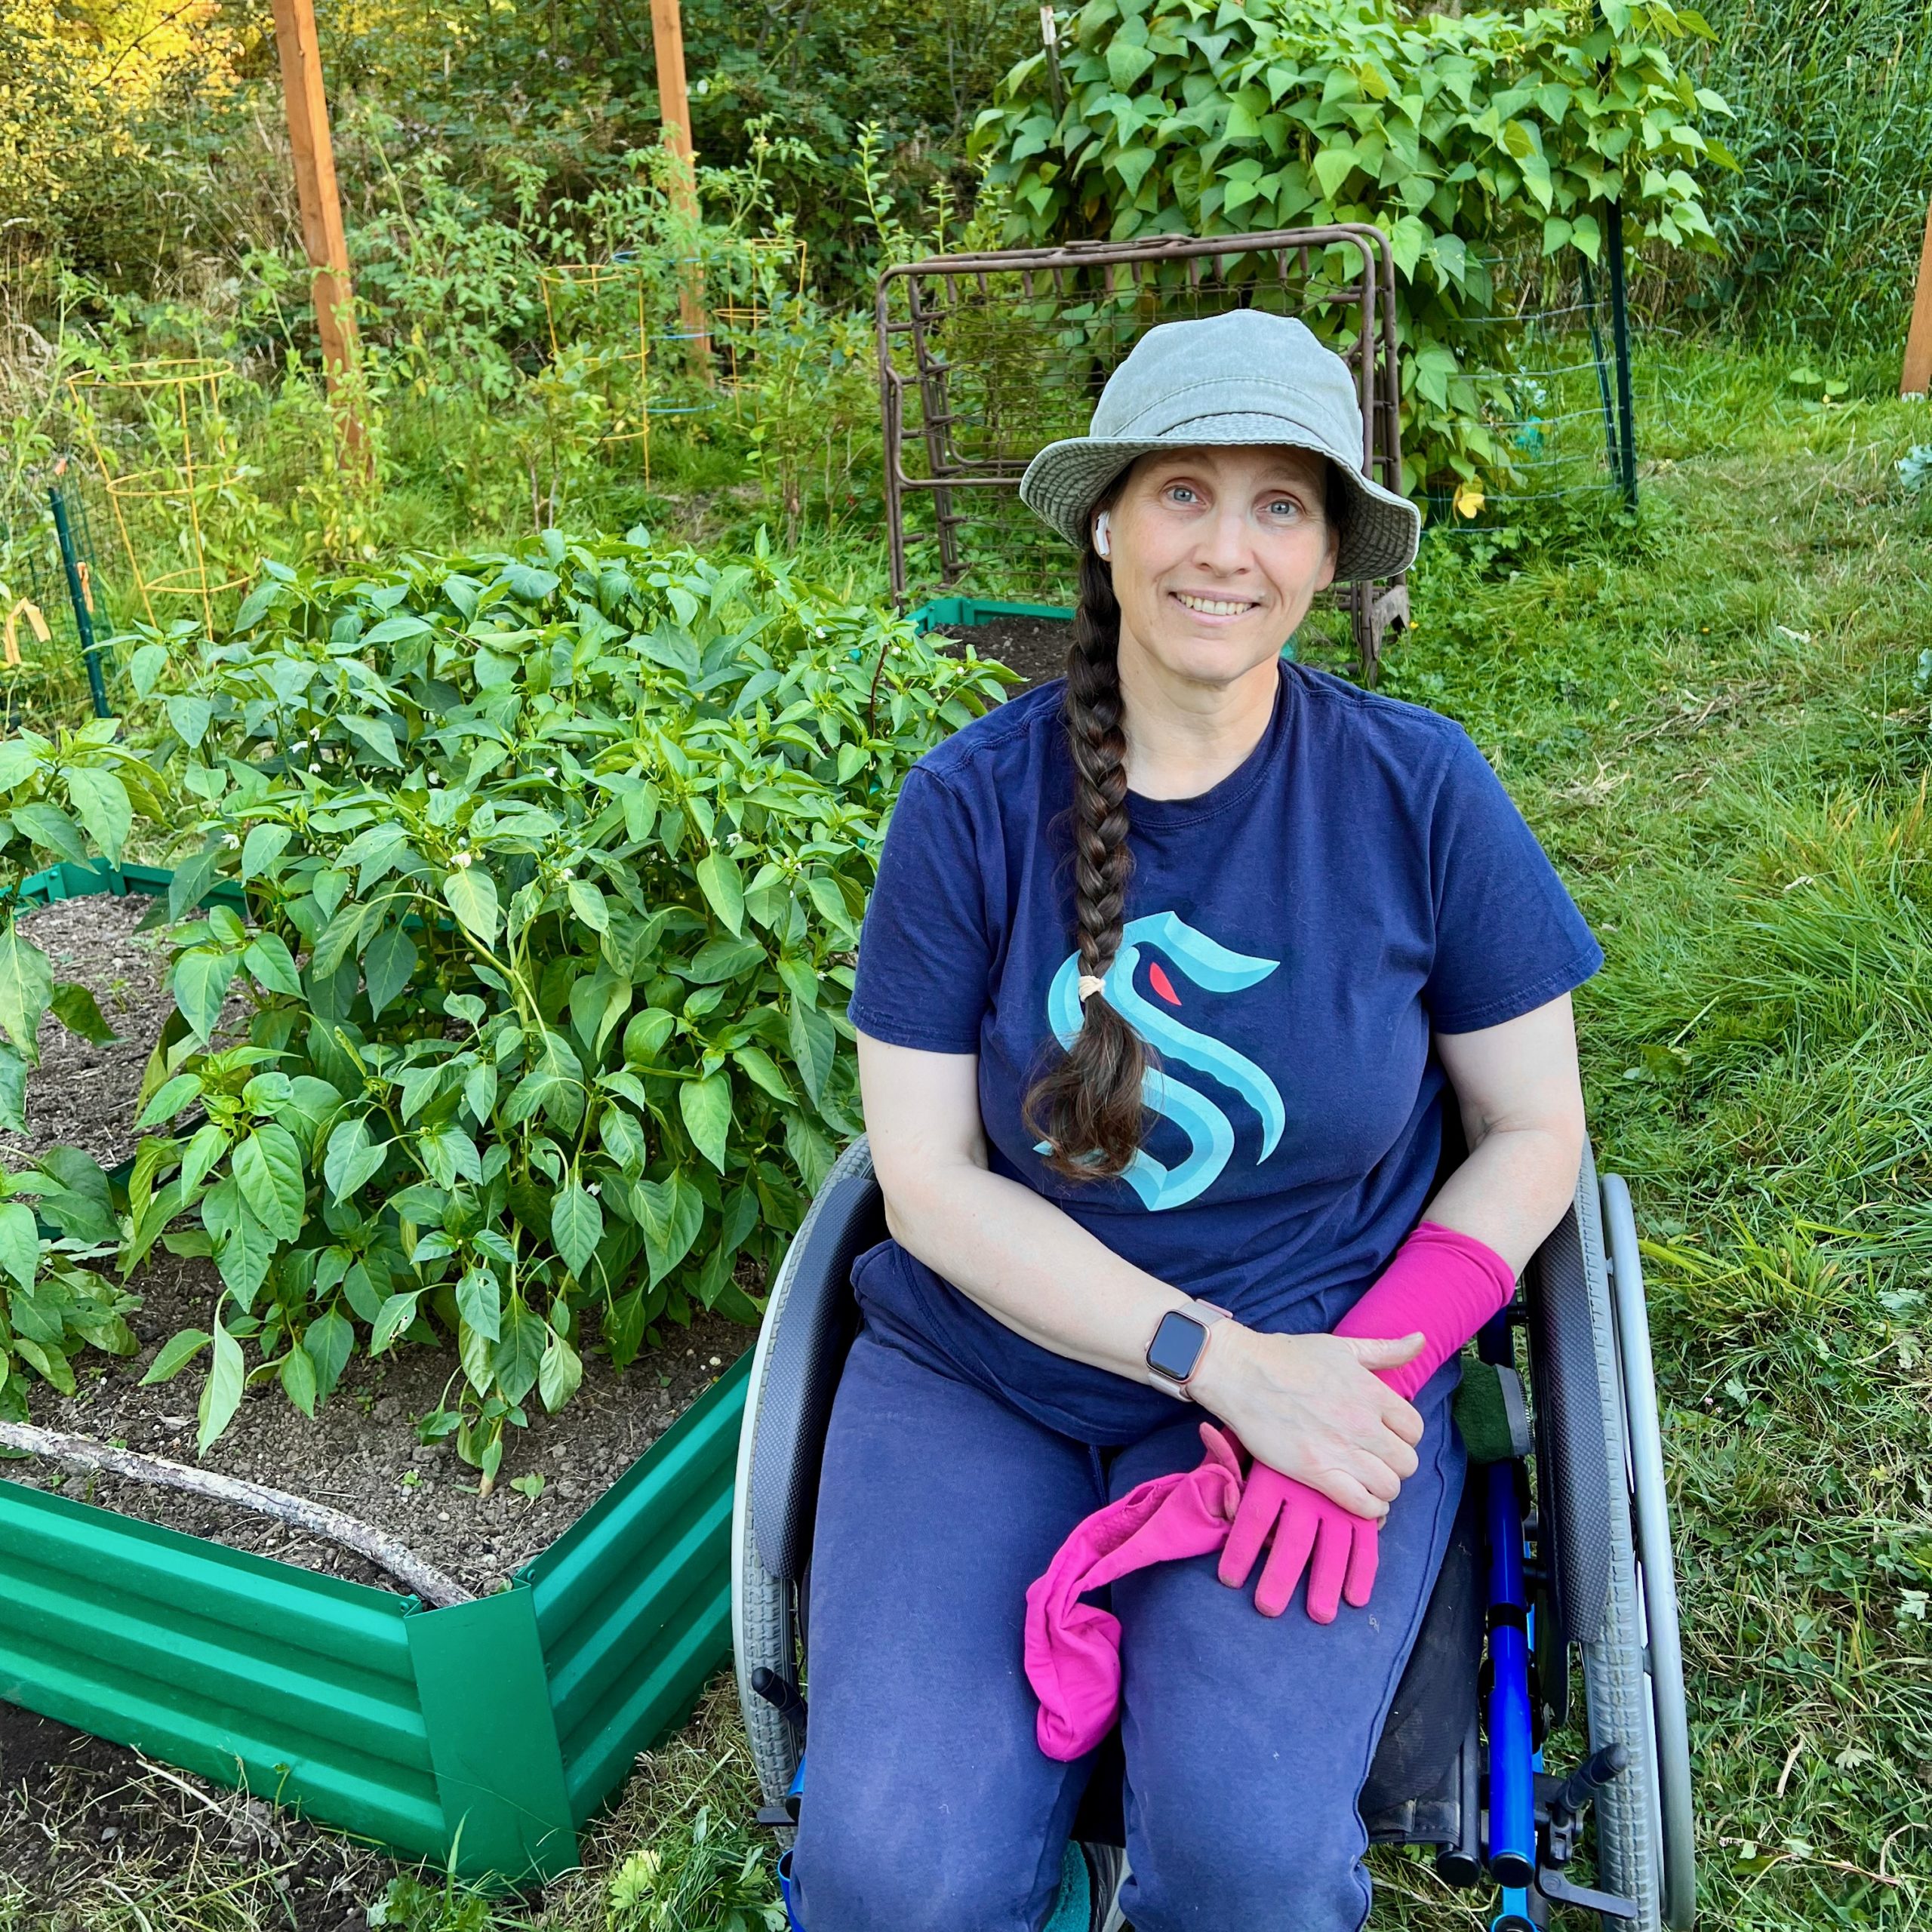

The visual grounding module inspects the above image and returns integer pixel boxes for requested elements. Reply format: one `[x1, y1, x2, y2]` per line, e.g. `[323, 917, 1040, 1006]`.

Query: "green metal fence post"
[48, 482, 109, 719]
[1604, 198, 1638, 509]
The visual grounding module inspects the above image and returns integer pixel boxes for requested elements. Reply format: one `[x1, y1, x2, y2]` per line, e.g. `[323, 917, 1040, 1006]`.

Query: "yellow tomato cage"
[66, 359, 251, 637]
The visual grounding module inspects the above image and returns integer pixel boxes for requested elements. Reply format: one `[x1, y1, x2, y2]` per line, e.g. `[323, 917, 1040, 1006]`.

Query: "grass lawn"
[5, 343, 1930, 1931]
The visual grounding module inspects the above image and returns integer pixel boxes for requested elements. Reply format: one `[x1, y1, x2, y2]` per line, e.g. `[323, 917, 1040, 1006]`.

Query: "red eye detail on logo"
[1148, 962, 1182, 1007]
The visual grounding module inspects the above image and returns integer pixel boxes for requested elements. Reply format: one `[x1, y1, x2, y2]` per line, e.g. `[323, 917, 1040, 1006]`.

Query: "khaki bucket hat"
[1018, 309, 1420, 583]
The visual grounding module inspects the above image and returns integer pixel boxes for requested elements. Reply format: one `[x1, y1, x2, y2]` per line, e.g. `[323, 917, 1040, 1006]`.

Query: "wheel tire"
[1567, 1146, 1670, 1932]
[731, 1135, 878, 1847]
[1601, 1173, 1697, 1930]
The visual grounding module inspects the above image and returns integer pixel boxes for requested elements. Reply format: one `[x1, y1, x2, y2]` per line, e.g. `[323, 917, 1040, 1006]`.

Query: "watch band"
[1146, 1301, 1233, 1401]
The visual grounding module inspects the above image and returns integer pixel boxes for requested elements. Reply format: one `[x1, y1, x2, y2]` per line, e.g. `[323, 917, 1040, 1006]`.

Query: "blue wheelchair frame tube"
[1479, 1308, 1537, 1899]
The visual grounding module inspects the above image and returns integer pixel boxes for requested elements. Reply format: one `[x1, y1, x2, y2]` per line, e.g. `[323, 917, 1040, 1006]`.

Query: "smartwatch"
[1145, 1301, 1232, 1401]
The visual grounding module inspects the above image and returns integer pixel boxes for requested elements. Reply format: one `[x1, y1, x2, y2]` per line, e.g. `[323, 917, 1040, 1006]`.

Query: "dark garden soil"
[0, 1697, 388, 1930]
[933, 612, 1075, 693]
[11, 1249, 757, 1598]
[0, 891, 179, 1174]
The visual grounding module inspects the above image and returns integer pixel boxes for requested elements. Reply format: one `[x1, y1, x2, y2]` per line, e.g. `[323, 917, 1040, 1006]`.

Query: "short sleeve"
[1423, 728, 1604, 1034]
[846, 766, 993, 1054]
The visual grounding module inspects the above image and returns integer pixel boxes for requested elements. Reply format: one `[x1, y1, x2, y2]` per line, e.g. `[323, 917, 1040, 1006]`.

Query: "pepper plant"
[974, 0, 1734, 491]
[128, 532, 1009, 1480]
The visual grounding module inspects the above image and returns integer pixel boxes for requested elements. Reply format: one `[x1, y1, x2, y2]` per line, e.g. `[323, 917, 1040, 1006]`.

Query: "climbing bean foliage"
[975, 0, 1733, 490]
[129, 534, 1010, 1475]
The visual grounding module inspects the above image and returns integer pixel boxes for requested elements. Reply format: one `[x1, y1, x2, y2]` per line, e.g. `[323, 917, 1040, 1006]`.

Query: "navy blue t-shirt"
[846, 660, 1602, 1444]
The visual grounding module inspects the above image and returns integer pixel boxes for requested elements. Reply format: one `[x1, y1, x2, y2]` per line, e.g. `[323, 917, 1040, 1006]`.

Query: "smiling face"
[1099, 444, 1340, 697]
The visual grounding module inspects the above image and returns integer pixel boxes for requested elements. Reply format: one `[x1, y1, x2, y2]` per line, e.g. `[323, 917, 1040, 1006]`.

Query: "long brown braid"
[1023, 500, 1149, 1180]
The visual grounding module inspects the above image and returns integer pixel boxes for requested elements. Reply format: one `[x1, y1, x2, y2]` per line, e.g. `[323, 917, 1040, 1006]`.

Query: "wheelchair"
[731, 1131, 1695, 1931]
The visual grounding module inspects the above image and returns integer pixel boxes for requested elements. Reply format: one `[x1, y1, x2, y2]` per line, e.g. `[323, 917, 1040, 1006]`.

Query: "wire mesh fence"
[0, 476, 111, 721]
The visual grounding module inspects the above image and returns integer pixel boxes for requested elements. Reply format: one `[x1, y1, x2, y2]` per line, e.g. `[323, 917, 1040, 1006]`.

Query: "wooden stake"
[1906, 195, 1932, 400]
[269, 0, 369, 464]
[650, 0, 712, 383]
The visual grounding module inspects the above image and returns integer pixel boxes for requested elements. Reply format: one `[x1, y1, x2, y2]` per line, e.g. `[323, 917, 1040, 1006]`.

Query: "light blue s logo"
[1041, 910, 1284, 1211]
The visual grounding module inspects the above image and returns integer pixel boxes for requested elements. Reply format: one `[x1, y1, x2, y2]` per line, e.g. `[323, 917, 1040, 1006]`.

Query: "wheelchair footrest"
[758, 1798, 802, 1831]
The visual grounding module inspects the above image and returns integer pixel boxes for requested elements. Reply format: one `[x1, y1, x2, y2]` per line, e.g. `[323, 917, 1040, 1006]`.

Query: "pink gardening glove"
[1216, 1460, 1381, 1622]
[1025, 1421, 1244, 1761]
[1219, 1221, 1517, 1621]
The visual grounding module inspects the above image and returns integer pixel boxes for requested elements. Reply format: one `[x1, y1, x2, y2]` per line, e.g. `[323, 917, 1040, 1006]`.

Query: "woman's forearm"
[1419, 1121, 1582, 1275]
[881, 1157, 1197, 1387]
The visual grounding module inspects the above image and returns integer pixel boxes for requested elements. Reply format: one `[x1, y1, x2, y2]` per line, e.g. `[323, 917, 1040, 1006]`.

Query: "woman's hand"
[1189, 1325, 1426, 1519]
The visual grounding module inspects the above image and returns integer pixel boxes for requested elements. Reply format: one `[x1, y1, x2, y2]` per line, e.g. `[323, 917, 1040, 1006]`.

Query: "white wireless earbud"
[1094, 511, 1113, 559]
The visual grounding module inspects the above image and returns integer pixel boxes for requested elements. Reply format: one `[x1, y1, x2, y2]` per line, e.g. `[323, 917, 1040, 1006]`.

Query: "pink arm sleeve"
[1330, 1220, 1517, 1400]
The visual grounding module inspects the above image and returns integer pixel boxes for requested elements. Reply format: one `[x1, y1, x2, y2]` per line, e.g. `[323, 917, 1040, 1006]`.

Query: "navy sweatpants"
[788, 1315, 1467, 1932]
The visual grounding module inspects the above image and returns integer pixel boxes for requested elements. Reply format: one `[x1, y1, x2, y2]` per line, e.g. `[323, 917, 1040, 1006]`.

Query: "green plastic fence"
[0, 860, 754, 1881]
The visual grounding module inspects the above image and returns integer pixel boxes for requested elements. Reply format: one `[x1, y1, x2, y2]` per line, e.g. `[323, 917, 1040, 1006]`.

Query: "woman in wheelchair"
[787, 311, 1604, 1931]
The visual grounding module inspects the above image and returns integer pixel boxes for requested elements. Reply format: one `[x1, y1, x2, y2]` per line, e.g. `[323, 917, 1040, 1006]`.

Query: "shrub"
[974, 0, 1734, 492]
[129, 533, 1009, 1479]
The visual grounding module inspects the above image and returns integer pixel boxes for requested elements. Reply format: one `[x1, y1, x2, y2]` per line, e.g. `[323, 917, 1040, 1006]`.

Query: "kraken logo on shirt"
[1041, 910, 1284, 1211]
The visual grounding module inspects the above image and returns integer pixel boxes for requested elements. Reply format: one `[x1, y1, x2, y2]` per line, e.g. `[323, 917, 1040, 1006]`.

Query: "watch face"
[1147, 1310, 1207, 1383]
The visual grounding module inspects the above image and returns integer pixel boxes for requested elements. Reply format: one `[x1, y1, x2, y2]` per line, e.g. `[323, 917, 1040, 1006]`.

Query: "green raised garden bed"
[0, 860, 755, 1882]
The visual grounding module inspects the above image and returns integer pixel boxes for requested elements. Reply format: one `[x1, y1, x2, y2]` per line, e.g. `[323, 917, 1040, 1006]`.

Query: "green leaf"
[493, 1300, 547, 1404]
[243, 932, 304, 998]
[179, 1121, 229, 1195]
[340, 715, 403, 767]
[198, 1316, 246, 1453]
[457, 1266, 502, 1343]
[566, 878, 610, 934]
[305, 1308, 353, 1401]
[240, 823, 292, 883]
[310, 899, 370, 978]
[538, 1328, 583, 1413]
[623, 1008, 678, 1065]
[136, 1072, 204, 1129]
[163, 694, 213, 749]
[49, 981, 114, 1046]
[324, 1116, 386, 1200]
[786, 998, 837, 1105]
[0, 738, 42, 791]
[694, 849, 745, 936]
[1106, 38, 1156, 89]
[10, 802, 87, 864]
[370, 1291, 422, 1355]
[173, 949, 237, 1041]
[442, 866, 500, 946]
[552, 1183, 604, 1280]
[679, 1071, 734, 1171]
[363, 924, 418, 1019]
[733, 1044, 796, 1103]
[63, 767, 131, 864]
[0, 925, 54, 1057]
[0, 1201, 38, 1294]
[280, 1343, 318, 1417]
[140, 1327, 211, 1385]
[233, 1124, 306, 1241]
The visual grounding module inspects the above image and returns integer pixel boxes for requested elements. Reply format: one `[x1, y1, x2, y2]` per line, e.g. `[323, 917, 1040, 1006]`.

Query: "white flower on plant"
[454, 851, 473, 868]
[308, 761, 321, 773]
[561, 867, 574, 881]
[544, 766, 557, 779]
[586, 1182, 600, 1195]
[726, 832, 743, 847]
[223, 832, 241, 849]
[815, 626, 826, 638]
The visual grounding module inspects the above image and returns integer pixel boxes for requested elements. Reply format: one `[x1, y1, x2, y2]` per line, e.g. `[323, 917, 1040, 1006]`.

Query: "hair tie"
[1077, 974, 1109, 1003]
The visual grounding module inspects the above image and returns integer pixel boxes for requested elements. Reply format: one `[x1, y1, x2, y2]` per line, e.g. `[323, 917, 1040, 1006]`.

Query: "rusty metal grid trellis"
[875, 227, 1411, 678]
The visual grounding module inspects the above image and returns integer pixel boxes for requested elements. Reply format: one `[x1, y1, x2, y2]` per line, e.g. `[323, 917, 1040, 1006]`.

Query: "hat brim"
[1018, 422, 1420, 583]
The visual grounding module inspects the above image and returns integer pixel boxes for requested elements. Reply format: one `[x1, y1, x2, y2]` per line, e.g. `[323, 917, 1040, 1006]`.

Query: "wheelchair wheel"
[1601, 1172, 1696, 1930]
[1561, 1149, 1695, 1931]
[731, 1135, 879, 1844]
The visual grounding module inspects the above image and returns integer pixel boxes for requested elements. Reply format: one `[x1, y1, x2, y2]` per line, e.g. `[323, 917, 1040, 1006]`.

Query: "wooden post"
[650, 0, 712, 383]
[270, 0, 368, 464]
[1905, 193, 1932, 400]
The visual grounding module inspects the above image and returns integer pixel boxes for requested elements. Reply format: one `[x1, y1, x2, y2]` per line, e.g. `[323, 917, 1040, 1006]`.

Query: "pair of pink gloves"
[1023, 1222, 1515, 1761]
